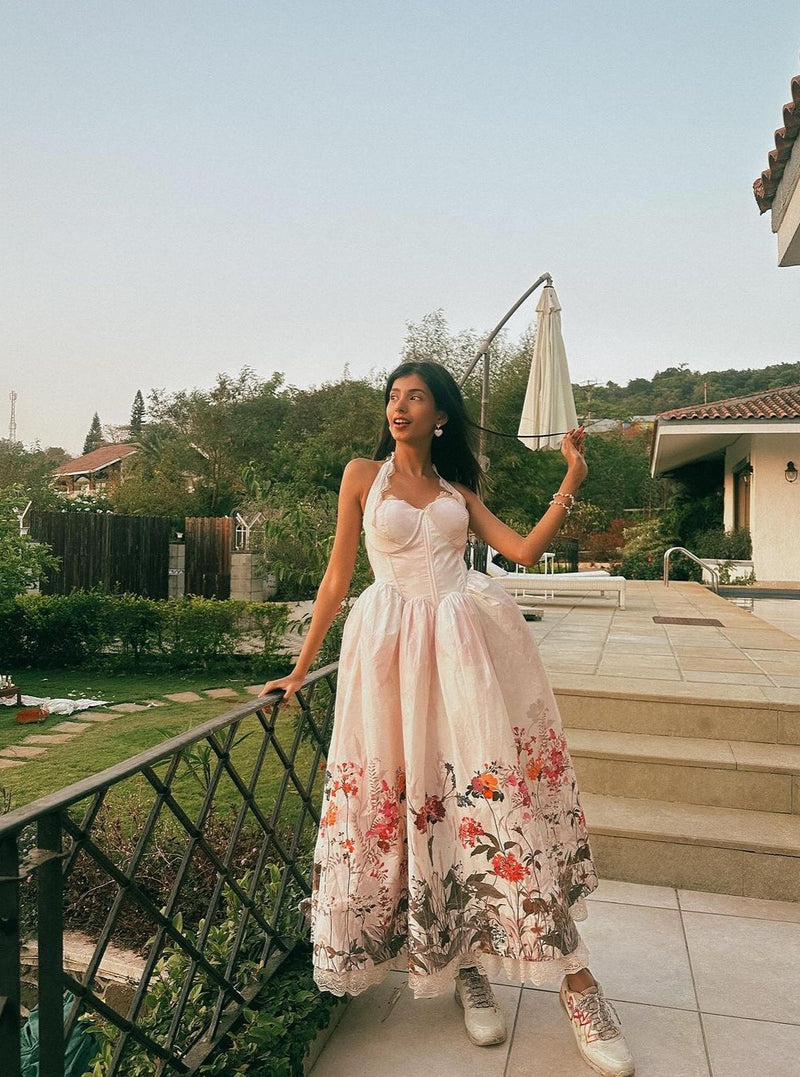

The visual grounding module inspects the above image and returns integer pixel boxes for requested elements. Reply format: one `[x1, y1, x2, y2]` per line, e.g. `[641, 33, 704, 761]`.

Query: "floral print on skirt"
[309, 456, 598, 998]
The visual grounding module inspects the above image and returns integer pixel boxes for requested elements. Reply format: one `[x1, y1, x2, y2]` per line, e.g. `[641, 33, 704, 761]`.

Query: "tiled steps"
[580, 792, 800, 903]
[567, 729, 800, 814]
[555, 685, 800, 745]
[565, 726, 800, 901]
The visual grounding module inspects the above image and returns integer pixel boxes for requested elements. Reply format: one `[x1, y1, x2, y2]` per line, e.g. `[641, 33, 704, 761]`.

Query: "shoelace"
[459, 967, 495, 1008]
[580, 989, 622, 1041]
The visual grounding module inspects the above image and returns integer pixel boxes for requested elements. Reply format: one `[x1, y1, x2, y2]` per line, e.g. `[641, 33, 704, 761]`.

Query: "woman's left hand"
[561, 427, 588, 481]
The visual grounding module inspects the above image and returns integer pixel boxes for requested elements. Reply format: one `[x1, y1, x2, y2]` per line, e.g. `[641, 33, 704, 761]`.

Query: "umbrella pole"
[458, 272, 552, 462]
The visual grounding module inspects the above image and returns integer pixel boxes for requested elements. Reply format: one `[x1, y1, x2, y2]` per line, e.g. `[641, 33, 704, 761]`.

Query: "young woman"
[262, 361, 634, 1077]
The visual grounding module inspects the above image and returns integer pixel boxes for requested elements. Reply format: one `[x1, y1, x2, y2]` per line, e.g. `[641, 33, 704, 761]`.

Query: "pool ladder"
[663, 547, 720, 593]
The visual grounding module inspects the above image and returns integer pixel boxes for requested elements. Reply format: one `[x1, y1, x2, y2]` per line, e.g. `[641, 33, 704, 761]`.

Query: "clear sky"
[2, 1, 800, 454]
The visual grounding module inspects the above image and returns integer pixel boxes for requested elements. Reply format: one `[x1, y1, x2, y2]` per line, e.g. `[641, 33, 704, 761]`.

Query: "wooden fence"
[184, 516, 233, 598]
[28, 512, 170, 598]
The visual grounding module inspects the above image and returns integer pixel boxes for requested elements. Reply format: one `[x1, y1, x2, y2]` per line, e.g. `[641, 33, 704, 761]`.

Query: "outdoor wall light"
[786, 461, 798, 483]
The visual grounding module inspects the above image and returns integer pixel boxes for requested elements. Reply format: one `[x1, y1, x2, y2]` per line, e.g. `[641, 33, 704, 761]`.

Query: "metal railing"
[663, 547, 720, 593]
[0, 665, 338, 1076]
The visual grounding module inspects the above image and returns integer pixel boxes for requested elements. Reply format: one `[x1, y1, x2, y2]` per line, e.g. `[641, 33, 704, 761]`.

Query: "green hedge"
[0, 592, 290, 672]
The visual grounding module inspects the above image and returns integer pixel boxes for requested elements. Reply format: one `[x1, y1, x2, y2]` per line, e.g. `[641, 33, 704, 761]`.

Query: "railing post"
[0, 832, 22, 1077]
[38, 813, 64, 1077]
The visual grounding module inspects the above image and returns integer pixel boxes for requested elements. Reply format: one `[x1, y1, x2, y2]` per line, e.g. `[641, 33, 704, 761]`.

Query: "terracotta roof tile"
[753, 73, 800, 213]
[54, 443, 139, 476]
[658, 385, 800, 421]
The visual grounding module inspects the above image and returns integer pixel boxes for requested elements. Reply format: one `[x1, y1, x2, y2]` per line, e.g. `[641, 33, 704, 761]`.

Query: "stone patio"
[311, 581, 800, 1076]
[311, 878, 800, 1077]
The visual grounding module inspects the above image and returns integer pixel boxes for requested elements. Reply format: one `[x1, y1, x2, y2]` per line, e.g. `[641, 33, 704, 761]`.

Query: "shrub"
[692, 528, 752, 561]
[164, 597, 247, 667]
[108, 594, 164, 666]
[0, 592, 290, 672]
[583, 517, 626, 561]
[617, 516, 697, 581]
[15, 591, 110, 667]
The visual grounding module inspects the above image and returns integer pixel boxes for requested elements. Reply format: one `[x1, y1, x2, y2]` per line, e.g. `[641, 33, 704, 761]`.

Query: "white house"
[650, 386, 800, 584]
[754, 71, 800, 265]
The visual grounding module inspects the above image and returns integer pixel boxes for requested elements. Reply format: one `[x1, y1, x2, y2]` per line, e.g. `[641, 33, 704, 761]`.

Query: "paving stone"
[80, 713, 120, 722]
[0, 758, 26, 769]
[22, 734, 75, 746]
[245, 684, 267, 695]
[164, 692, 203, 703]
[50, 721, 92, 733]
[0, 746, 48, 759]
[111, 702, 149, 712]
[203, 688, 239, 699]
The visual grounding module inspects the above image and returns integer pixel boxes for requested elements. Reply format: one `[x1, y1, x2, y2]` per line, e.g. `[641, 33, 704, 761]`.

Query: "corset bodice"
[363, 456, 469, 603]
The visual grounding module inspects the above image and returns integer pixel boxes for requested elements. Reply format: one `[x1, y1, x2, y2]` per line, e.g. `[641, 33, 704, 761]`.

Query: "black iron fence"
[0, 666, 337, 1076]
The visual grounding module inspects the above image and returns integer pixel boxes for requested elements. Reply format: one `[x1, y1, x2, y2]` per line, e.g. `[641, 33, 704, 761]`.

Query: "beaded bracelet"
[549, 491, 575, 515]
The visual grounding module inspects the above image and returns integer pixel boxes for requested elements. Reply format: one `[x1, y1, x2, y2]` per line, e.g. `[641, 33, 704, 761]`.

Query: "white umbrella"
[517, 283, 577, 450]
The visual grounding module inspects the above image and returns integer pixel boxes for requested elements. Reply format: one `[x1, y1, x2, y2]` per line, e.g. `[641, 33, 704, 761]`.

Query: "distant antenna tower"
[9, 390, 17, 443]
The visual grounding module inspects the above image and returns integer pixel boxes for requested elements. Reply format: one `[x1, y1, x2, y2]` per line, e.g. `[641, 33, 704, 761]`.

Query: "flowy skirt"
[309, 570, 598, 998]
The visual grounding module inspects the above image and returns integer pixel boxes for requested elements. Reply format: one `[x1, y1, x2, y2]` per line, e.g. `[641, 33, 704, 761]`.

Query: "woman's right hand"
[259, 672, 306, 706]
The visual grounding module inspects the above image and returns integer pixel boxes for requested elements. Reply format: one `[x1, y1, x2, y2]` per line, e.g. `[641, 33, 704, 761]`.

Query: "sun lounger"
[484, 555, 626, 608]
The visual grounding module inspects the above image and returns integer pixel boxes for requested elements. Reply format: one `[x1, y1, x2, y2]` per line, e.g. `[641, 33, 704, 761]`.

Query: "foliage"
[0, 592, 290, 671]
[0, 490, 59, 602]
[83, 413, 104, 455]
[561, 501, 609, 545]
[129, 390, 145, 437]
[260, 487, 373, 601]
[583, 517, 627, 561]
[0, 440, 69, 506]
[617, 516, 681, 580]
[196, 943, 340, 1077]
[692, 528, 752, 560]
[572, 359, 800, 419]
[266, 378, 383, 492]
[146, 367, 289, 515]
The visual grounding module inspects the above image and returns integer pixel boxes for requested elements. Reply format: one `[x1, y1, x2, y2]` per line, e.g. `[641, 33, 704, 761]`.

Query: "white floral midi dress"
[310, 455, 598, 998]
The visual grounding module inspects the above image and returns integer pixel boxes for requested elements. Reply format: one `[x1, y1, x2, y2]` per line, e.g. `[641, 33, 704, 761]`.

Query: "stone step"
[583, 792, 800, 903]
[567, 728, 800, 814]
[554, 683, 800, 745]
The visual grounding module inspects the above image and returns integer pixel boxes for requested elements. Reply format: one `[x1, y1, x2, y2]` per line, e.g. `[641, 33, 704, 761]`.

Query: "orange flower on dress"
[526, 757, 543, 781]
[340, 838, 355, 853]
[321, 804, 338, 830]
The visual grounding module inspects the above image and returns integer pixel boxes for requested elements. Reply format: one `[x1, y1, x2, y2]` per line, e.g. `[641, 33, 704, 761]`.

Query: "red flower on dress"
[458, 817, 485, 848]
[491, 852, 528, 883]
[414, 794, 446, 832]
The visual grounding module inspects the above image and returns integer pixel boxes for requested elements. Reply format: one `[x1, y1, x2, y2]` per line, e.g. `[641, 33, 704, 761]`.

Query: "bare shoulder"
[343, 457, 382, 484]
[341, 457, 382, 503]
[452, 481, 481, 507]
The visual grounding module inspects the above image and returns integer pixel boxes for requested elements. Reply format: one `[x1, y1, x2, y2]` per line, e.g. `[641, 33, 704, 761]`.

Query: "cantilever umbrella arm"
[458, 273, 552, 460]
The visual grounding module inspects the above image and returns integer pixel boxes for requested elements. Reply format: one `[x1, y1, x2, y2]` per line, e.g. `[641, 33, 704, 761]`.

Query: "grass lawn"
[0, 666, 326, 816]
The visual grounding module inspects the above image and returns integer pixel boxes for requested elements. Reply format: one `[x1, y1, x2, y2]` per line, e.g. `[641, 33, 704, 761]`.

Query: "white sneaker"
[559, 979, 635, 1077]
[454, 965, 507, 1046]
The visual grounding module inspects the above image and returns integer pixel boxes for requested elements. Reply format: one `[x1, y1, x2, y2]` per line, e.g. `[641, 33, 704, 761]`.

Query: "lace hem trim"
[314, 897, 591, 999]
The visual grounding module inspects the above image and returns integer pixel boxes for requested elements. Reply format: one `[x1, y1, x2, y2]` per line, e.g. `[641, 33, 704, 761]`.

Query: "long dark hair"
[373, 361, 484, 493]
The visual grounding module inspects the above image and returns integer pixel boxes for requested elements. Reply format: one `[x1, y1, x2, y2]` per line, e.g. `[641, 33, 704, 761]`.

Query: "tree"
[0, 489, 59, 601]
[83, 413, 104, 455]
[129, 390, 145, 438]
[145, 368, 289, 514]
[0, 440, 69, 508]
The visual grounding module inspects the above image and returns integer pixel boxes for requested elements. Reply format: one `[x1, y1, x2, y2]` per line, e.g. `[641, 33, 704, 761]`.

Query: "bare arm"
[461, 429, 588, 568]
[260, 458, 375, 701]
